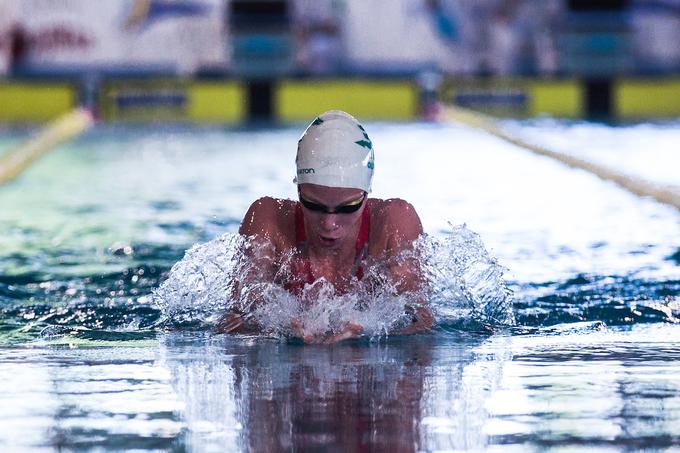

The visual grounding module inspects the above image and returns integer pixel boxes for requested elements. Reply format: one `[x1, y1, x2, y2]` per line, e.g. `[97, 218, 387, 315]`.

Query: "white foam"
[153, 224, 514, 339]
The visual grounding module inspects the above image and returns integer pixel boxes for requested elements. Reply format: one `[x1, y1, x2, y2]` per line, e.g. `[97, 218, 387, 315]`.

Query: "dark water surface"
[1, 124, 679, 451]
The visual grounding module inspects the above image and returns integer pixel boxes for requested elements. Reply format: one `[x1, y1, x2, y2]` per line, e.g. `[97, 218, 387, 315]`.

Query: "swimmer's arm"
[237, 197, 282, 286]
[385, 199, 425, 293]
[383, 199, 425, 292]
[218, 198, 281, 333]
[218, 240, 274, 333]
[383, 199, 434, 335]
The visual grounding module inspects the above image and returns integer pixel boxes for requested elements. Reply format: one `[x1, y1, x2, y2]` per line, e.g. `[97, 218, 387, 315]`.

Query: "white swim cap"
[295, 110, 375, 192]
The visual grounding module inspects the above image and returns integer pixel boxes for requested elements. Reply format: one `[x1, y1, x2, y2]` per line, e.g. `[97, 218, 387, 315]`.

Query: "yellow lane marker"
[442, 105, 680, 212]
[0, 108, 94, 185]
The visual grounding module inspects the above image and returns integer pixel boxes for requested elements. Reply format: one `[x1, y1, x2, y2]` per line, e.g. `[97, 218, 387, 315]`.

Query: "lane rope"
[442, 105, 680, 212]
[0, 108, 94, 185]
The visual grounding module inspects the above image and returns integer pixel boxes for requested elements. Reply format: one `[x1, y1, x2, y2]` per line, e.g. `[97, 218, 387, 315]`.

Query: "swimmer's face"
[298, 183, 366, 250]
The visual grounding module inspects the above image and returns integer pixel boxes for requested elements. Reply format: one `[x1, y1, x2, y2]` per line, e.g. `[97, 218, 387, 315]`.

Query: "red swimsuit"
[284, 201, 371, 295]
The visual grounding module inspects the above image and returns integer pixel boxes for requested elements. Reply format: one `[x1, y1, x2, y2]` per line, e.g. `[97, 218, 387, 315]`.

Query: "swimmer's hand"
[391, 304, 435, 335]
[216, 312, 259, 334]
[324, 322, 364, 344]
[291, 319, 364, 344]
[216, 313, 243, 333]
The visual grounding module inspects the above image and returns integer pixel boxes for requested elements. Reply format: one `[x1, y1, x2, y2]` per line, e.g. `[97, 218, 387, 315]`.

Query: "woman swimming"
[219, 110, 433, 342]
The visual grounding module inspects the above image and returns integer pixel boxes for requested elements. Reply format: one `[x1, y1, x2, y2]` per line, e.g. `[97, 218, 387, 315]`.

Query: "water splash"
[152, 234, 244, 328]
[239, 277, 415, 340]
[153, 224, 514, 339]
[421, 224, 514, 328]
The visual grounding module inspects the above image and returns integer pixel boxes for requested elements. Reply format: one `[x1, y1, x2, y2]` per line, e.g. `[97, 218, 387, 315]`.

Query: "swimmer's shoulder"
[369, 197, 421, 224]
[240, 196, 297, 245]
[368, 197, 423, 245]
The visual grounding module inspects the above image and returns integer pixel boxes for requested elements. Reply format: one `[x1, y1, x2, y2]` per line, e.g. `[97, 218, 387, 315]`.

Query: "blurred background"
[1, 0, 680, 124]
[1, 5, 680, 450]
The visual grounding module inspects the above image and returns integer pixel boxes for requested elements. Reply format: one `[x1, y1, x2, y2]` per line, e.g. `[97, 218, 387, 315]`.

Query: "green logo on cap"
[355, 139, 372, 149]
[355, 124, 372, 150]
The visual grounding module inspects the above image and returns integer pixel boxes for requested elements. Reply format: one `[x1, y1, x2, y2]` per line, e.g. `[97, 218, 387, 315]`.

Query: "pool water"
[1, 121, 679, 451]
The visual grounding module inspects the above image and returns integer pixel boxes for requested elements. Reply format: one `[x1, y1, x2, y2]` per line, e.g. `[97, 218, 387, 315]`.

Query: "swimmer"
[219, 110, 433, 342]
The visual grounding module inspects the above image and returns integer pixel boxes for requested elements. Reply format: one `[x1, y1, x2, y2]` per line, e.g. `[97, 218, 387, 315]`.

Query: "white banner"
[342, 0, 468, 74]
[0, 0, 227, 75]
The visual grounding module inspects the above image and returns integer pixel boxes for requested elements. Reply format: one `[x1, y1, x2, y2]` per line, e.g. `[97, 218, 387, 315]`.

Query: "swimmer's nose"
[319, 213, 339, 230]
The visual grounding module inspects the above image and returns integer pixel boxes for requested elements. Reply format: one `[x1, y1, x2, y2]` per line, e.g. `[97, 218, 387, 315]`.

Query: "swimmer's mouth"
[318, 235, 340, 246]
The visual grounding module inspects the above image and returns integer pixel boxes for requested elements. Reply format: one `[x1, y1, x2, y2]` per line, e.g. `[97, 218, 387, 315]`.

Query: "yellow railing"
[442, 104, 680, 212]
[0, 108, 94, 185]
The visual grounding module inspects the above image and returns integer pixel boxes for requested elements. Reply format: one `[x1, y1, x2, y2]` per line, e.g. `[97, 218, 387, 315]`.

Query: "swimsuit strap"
[290, 202, 313, 290]
[351, 202, 371, 278]
[294, 202, 307, 245]
[355, 201, 370, 255]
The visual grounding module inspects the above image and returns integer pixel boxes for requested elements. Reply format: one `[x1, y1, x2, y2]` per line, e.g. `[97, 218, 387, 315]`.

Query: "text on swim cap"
[298, 168, 315, 174]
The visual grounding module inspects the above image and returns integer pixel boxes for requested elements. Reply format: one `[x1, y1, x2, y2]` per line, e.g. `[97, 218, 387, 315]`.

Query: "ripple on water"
[513, 275, 680, 326]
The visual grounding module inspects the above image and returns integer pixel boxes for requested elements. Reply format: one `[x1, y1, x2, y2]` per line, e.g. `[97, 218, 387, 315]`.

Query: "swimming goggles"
[298, 190, 367, 214]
